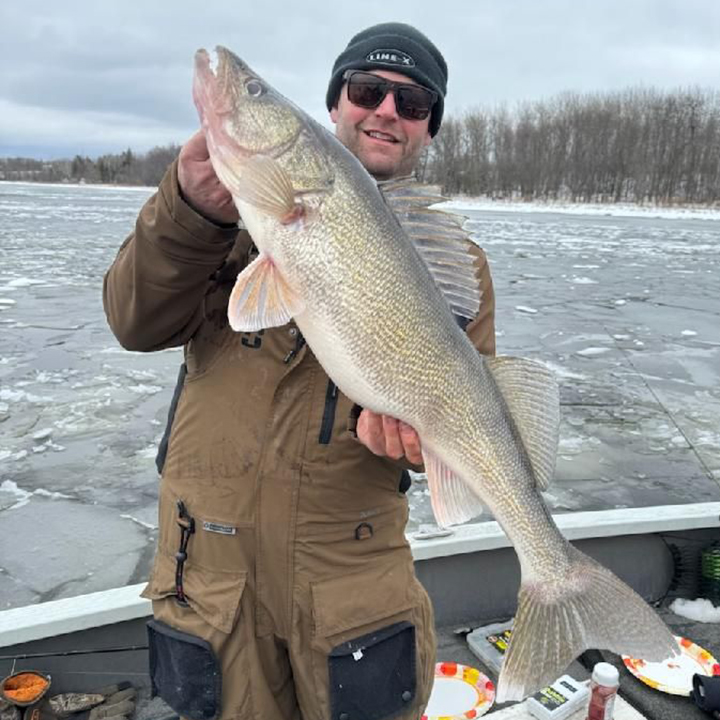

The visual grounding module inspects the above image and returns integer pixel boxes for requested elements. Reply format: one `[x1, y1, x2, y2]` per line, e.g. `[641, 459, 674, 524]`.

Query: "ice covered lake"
[0, 180, 719, 610]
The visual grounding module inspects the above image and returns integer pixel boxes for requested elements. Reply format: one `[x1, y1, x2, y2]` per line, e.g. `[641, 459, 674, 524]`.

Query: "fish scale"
[193, 44, 679, 703]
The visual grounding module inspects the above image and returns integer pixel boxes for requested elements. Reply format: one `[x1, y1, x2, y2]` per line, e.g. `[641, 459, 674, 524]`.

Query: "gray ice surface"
[1, 182, 719, 610]
[408, 211, 720, 524]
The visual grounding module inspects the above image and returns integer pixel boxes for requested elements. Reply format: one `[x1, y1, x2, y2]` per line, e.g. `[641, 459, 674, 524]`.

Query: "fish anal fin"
[486, 356, 560, 490]
[228, 253, 304, 332]
[422, 448, 484, 527]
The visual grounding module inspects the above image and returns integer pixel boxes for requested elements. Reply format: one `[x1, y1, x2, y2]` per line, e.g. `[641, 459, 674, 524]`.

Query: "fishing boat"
[2, 501, 719, 719]
[3, 174, 719, 718]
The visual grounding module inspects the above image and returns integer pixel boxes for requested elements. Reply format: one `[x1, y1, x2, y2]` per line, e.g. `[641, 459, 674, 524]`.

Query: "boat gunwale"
[1, 501, 719, 649]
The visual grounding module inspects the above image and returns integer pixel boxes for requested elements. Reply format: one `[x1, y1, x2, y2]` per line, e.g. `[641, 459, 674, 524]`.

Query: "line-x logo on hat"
[366, 49, 415, 67]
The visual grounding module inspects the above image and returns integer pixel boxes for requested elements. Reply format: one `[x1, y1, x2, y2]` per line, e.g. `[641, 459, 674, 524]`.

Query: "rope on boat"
[0, 646, 149, 661]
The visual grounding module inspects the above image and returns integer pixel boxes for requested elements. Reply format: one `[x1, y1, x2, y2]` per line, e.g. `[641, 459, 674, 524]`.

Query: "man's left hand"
[356, 409, 423, 465]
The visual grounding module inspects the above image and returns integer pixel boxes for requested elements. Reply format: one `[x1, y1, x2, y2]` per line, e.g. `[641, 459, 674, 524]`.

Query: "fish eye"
[246, 79, 265, 97]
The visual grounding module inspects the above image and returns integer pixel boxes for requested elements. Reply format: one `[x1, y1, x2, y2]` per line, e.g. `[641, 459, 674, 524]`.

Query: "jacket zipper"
[284, 330, 306, 363]
[156, 362, 187, 475]
[319, 380, 339, 444]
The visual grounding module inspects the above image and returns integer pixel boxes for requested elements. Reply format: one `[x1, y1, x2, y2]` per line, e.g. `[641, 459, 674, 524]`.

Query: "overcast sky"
[2, 0, 718, 159]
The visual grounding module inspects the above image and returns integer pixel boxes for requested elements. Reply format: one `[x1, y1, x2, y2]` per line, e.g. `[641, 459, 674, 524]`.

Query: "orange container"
[0, 671, 52, 707]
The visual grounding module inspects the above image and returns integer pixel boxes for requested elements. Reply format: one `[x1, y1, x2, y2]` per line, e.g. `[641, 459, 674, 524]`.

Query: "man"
[104, 22, 495, 720]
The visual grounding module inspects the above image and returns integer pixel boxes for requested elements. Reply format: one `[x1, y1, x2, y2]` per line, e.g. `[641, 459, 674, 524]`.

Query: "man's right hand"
[177, 130, 239, 226]
[356, 409, 423, 466]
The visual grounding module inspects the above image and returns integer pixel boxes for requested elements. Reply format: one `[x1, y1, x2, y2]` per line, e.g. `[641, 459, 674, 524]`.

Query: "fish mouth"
[192, 46, 251, 180]
[193, 47, 236, 116]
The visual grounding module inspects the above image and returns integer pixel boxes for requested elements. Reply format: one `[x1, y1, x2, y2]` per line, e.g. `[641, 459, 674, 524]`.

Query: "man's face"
[330, 70, 434, 180]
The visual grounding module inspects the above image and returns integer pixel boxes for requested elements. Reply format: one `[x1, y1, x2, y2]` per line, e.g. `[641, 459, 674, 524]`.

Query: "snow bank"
[441, 197, 720, 221]
[670, 598, 720, 623]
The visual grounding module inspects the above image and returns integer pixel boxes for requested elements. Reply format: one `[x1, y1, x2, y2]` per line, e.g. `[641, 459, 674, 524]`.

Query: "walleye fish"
[192, 46, 678, 702]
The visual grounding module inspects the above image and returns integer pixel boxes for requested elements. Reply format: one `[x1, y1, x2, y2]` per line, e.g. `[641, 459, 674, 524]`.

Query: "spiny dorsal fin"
[486, 356, 560, 490]
[378, 178, 481, 321]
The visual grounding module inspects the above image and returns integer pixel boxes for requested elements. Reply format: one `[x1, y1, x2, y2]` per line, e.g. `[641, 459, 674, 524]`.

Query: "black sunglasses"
[343, 70, 437, 121]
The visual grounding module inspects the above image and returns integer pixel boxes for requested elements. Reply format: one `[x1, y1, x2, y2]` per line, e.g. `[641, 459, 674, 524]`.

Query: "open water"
[0, 181, 718, 610]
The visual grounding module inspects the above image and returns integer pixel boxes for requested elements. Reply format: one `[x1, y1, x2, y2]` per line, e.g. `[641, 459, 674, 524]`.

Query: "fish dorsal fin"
[228, 253, 304, 332]
[378, 178, 481, 321]
[422, 448, 485, 527]
[486, 356, 560, 490]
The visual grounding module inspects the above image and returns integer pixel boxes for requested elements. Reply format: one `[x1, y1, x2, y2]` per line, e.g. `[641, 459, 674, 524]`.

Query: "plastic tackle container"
[466, 620, 514, 676]
[526, 675, 590, 720]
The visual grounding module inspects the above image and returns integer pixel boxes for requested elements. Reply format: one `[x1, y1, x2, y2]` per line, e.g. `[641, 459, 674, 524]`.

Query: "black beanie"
[326, 22, 447, 137]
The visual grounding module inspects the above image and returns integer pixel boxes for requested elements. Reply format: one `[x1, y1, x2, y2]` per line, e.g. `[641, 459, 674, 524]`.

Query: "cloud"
[0, 99, 189, 158]
[2, 0, 719, 158]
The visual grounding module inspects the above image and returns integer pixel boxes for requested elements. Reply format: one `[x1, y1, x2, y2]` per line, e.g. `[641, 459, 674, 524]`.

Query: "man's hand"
[177, 130, 239, 225]
[356, 409, 423, 465]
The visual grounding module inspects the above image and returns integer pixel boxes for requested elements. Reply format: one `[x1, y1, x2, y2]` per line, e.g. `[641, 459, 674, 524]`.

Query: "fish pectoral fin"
[233, 155, 299, 220]
[227, 253, 304, 331]
[486, 356, 560, 491]
[422, 449, 484, 527]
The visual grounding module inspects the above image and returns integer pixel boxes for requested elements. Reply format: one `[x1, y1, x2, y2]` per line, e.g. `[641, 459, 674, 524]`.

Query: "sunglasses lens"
[347, 75, 386, 109]
[346, 72, 434, 121]
[396, 86, 433, 120]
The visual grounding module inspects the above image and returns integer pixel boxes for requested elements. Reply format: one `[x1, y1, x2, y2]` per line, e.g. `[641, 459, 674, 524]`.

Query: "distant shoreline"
[442, 197, 720, 221]
[3, 180, 719, 220]
[0, 179, 157, 192]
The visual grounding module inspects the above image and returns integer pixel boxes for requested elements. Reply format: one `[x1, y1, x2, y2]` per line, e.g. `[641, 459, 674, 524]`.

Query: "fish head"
[193, 46, 303, 161]
[192, 45, 338, 239]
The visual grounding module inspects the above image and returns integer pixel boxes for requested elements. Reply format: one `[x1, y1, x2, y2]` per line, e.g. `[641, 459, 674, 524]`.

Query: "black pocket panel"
[147, 619, 222, 720]
[328, 621, 416, 720]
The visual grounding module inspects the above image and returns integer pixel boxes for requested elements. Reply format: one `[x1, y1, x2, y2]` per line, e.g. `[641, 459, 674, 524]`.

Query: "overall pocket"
[328, 621, 417, 720]
[142, 551, 248, 634]
[141, 488, 251, 719]
[310, 558, 435, 720]
[141, 486, 250, 633]
[147, 619, 221, 720]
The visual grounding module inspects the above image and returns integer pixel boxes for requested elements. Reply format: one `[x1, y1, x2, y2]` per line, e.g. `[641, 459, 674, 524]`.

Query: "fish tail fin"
[495, 545, 678, 703]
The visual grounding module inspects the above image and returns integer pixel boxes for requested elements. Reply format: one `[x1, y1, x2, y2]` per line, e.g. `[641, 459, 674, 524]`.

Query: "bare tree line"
[422, 86, 720, 205]
[2, 86, 720, 205]
[0, 145, 181, 187]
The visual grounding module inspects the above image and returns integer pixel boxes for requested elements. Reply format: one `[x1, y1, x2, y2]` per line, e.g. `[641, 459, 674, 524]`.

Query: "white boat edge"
[2, 501, 719, 649]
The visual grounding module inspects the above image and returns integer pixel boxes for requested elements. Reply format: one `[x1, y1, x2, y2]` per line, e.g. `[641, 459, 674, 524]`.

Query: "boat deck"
[1, 605, 716, 720]
[437, 605, 718, 719]
[3, 507, 719, 720]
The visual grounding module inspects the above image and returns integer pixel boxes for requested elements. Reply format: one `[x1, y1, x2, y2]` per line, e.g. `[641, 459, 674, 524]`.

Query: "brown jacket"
[103, 160, 496, 493]
[103, 161, 497, 720]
